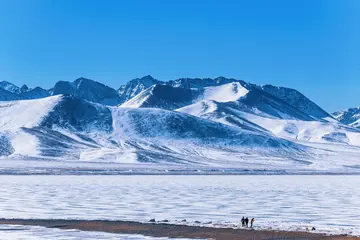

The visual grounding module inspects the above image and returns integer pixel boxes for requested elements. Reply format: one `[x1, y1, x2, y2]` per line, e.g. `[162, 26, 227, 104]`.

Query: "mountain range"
[1, 76, 360, 174]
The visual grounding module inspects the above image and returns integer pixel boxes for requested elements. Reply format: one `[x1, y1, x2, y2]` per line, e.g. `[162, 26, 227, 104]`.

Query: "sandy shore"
[0, 219, 357, 240]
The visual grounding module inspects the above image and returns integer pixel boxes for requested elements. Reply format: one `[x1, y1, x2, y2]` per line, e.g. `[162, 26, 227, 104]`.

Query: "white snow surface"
[120, 88, 150, 108]
[198, 82, 249, 102]
[178, 99, 360, 146]
[0, 175, 359, 236]
[0, 95, 61, 130]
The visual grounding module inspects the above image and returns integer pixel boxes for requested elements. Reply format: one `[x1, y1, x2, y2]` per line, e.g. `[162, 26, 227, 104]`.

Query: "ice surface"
[0, 175, 359, 236]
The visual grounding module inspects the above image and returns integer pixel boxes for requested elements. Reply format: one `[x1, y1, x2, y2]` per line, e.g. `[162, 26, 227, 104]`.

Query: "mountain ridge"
[1, 76, 360, 173]
[0, 76, 334, 115]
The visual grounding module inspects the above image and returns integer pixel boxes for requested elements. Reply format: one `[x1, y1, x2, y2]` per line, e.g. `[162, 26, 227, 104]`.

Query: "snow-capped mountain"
[167, 76, 248, 89]
[118, 75, 162, 103]
[176, 82, 360, 147]
[333, 107, 360, 128]
[0, 95, 310, 165]
[0, 81, 22, 94]
[126, 80, 324, 122]
[1, 75, 360, 173]
[0, 77, 120, 104]
[0, 81, 50, 100]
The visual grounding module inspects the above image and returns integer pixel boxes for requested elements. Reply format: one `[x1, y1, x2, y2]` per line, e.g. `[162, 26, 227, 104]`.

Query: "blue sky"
[0, 0, 359, 112]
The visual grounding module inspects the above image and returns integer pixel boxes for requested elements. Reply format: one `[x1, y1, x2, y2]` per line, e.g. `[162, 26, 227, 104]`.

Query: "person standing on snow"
[241, 216, 245, 227]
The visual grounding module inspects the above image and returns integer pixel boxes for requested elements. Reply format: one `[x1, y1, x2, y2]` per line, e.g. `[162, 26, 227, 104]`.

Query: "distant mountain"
[167, 77, 248, 89]
[0, 88, 20, 101]
[0, 81, 49, 101]
[0, 81, 21, 94]
[50, 77, 120, 105]
[118, 75, 162, 103]
[19, 87, 50, 100]
[333, 107, 360, 128]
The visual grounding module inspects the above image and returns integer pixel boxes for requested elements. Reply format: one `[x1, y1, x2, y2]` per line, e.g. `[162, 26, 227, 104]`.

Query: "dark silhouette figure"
[245, 217, 249, 227]
[241, 216, 245, 227]
[250, 218, 254, 228]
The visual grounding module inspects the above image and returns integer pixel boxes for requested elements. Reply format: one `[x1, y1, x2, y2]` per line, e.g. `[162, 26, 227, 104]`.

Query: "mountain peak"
[20, 84, 29, 93]
[140, 75, 155, 81]
[0, 81, 20, 94]
[74, 77, 95, 86]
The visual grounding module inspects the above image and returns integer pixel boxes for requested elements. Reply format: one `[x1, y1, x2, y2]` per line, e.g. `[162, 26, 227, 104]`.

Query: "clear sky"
[1, 0, 359, 112]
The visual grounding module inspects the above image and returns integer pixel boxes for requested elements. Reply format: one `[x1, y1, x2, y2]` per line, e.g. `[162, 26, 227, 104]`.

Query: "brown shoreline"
[0, 219, 357, 240]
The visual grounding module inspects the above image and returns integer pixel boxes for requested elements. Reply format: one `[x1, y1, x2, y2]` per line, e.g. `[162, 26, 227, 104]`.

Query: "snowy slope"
[197, 82, 249, 102]
[121, 82, 249, 109]
[0, 95, 313, 167]
[121, 76, 333, 121]
[0, 96, 63, 156]
[124, 80, 318, 122]
[0, 96, 61, 129]
[1, 76, 360, 173]
[118, 75, 163, 103]
[171, 81, 317, 121]
[178, 100, 360, 146]
[178, 100, 271, 133]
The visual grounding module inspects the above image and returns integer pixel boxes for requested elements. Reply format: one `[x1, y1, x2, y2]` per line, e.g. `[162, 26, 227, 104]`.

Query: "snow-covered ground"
[0, 225, 197, 240]
[0, 175, 359, 236]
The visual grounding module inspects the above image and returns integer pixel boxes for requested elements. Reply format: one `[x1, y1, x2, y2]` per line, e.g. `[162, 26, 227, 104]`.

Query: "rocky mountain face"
[261, 85, 332, 119]
[50, 77, 120, 105]
[121, 84, 198, 110]
[0, 87, 20, 101]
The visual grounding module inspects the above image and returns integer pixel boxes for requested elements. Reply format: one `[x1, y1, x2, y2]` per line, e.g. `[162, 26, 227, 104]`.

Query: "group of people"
[241, 217, 254, 228]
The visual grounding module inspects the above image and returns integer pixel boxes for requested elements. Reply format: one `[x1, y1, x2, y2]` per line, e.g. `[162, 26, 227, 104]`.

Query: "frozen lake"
[0, 175, 359, 236]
